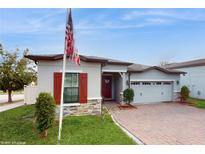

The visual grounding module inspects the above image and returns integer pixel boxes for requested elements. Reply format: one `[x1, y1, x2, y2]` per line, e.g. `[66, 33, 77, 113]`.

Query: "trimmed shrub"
[123, 88, 134, 104]
[180, 86, 190, 102]
[35, 92, 56, 137]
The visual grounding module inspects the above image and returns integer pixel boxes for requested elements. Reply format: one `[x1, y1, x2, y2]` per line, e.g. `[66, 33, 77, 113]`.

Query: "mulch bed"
[118, 103, 137, 110]
[176, 101, 191, 105]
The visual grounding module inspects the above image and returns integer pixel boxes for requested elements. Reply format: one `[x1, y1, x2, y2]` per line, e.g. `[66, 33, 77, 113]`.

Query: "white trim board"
[59, 70, 83, 73]
[102, 69, 127, 73]
[61, 98, 102, 107]
[88, 97, 102, 100]
[63, 103, 80, 107]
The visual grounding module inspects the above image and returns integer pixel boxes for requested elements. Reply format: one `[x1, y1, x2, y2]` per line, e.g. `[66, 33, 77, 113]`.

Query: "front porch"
[101, 72, 127, 102]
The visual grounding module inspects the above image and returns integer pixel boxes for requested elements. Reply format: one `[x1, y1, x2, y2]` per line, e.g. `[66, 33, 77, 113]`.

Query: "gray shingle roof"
[128, 63, 150, 72]
[25, 53, 185, 74]
[164, 58, 205, 69]
[25, 54, 132, 65]
[128, 63, 185, 74]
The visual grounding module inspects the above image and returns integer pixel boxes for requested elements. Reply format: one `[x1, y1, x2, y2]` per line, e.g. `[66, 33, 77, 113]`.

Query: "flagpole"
[58, 8, 69, 144]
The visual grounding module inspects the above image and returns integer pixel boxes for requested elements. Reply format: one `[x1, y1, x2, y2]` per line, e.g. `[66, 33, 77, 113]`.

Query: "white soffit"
[59, 70, 83, 73]
[102, 69, 127, 73]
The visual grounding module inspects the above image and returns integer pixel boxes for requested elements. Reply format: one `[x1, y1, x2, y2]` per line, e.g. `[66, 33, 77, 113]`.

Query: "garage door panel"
[131, 82, 173, 104]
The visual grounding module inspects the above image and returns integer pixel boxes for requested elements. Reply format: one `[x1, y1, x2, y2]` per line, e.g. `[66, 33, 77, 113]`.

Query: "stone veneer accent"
[56, 99, 102, 117]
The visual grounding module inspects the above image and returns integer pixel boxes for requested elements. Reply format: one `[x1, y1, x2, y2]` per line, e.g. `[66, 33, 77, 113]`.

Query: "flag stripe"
[64, 9, 80, 65]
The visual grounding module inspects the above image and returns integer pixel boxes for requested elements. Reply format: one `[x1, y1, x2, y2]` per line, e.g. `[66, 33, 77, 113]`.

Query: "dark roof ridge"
[164, 58, 205, 69]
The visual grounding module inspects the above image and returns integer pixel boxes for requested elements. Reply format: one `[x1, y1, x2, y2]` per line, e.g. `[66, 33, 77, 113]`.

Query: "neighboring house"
[25, 54, 184, 116]
[165, 58, 205, 100]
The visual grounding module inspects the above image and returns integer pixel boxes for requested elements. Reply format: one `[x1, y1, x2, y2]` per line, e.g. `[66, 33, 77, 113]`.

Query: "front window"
[63, 73, 79, 103]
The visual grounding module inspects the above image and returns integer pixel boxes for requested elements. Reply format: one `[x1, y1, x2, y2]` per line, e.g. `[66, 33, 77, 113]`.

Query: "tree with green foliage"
[35, 92, 56, 137]
[180, 85, 190, 102]
[0, 43, 37, 102]
[123, 88, 134, 104]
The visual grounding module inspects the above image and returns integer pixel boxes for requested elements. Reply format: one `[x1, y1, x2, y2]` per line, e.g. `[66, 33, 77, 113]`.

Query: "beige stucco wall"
[36, 59, 181, 103]
[37, 59, 102, 100]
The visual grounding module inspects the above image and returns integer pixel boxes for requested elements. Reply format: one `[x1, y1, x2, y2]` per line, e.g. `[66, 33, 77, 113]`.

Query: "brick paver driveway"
[105, 102, 205, 145]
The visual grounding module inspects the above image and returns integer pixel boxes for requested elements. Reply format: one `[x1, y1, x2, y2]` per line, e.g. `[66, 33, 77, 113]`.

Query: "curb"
[110, 113, 145, 145]
[103, 105, 145, 145]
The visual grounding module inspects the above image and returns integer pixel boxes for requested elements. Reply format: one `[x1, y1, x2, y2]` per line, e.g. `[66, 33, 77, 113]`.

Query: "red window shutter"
[53, 72, 62, 105]
[79, 73, 88, 103]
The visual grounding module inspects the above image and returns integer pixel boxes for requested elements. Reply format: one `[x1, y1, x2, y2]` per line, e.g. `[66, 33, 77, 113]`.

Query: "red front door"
[102, 75, 112, 99]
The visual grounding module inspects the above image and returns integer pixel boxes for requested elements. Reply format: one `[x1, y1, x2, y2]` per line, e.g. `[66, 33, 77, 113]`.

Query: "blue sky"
[1, 8, 205, 65]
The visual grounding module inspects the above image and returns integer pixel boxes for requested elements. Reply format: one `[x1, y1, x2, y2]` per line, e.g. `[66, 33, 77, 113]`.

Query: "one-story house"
[165, 58, 205, 100]
[25, 54, 185, 116]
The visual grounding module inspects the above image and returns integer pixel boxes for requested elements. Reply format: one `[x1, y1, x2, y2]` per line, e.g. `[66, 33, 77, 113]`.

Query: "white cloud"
[3, 9, 202, 36]
[75, 17, 173, 31]
[145, 18, 170, 24]
[122, 9, 205, 21]
[0, 9, 65, 35]
[122, 10, 174, 20]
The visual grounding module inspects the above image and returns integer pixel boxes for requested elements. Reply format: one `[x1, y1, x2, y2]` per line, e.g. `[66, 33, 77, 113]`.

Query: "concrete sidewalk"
[0, 94, 24, 104]
[0, 101, 25, 112]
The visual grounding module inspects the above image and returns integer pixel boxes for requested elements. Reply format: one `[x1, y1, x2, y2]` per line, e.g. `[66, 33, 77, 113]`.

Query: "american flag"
[58, 8, 80, 143]
[65, 9, 80, 65]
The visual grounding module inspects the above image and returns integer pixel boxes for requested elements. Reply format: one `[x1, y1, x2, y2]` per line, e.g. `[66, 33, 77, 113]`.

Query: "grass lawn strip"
[188, 98, 205, 109]
[0, 105, 136, 145]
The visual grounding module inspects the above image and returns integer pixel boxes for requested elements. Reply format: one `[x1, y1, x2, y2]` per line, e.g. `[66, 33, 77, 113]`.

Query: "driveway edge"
[110, 114, 145, 145]
[104, 105, 144, 144]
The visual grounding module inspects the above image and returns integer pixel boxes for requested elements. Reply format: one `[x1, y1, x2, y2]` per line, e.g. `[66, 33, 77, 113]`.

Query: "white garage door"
[131, 81, 173, 104]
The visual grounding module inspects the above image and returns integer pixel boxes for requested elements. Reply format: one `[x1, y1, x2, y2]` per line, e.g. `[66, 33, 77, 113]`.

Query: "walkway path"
[0, 94, 24, 104]
[0, 101, 25, 112]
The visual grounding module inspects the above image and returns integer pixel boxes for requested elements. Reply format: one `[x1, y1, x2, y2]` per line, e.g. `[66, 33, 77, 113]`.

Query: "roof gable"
[164, 58, 205, 69]
[128, 64, 185, 74]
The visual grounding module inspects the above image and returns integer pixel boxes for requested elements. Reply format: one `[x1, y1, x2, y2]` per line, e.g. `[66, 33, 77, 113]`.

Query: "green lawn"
[0, 105, 136, 145]
[188, 97, 205, 109]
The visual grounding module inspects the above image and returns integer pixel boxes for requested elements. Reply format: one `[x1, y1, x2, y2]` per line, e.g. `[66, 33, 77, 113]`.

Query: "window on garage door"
[142, 82, 151, 85]
[163, 82, 171, 85]
[131, 82, 140, 85]
[156, 82, 162, 85]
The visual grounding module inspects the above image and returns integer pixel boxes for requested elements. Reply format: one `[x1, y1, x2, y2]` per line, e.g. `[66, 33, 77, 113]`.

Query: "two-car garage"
[128, 64, 183, 104]
[130, 81, 173, 104]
